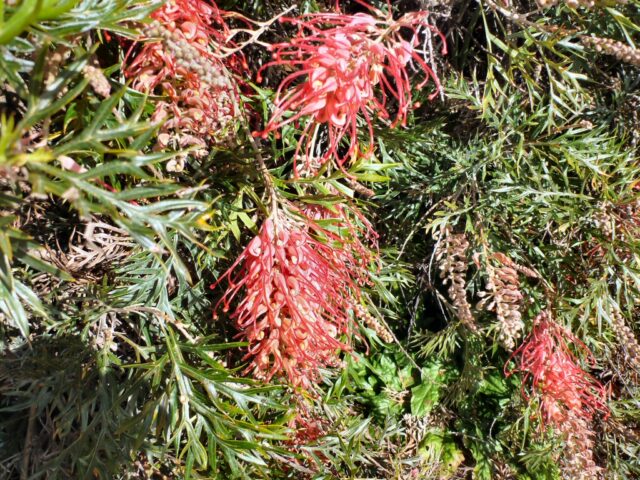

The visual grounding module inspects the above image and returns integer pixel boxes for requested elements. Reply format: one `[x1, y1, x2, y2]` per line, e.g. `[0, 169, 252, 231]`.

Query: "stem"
[248, 133, 278, 216]
[20, 403, 37, 480]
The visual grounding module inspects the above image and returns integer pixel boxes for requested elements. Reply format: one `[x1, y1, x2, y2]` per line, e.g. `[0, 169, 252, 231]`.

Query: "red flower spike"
[506, 312, 608, 428]
[255, 5, 446, 173]
[212, 210, 375, 389]
[123, 0, 240, 157]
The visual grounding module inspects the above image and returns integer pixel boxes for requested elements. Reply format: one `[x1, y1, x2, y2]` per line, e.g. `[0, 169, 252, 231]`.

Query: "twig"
[217, 6, 296, 59]
[396, 200, 440, 261]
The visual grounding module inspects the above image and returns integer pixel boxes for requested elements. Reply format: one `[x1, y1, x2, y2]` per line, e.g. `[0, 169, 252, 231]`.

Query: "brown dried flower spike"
[435, 227, 476, 331]
[558, 411, 603, 480]
[582, 36, 640, 67]
[611, 308, 640, 368]
[478, 253, 524, 351]
[355, 304, 393, 343]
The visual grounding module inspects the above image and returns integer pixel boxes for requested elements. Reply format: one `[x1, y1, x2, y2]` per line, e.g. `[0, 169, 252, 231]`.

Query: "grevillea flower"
[124, 0, 240, 160]
[213, 210, 374, 389]
[507, 312, 608, 427]
[507, 312, 608, 477]
[254, 3, 446, 172]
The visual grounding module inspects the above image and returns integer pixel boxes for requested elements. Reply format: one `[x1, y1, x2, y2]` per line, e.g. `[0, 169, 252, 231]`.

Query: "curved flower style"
[254, 5, 446, 173]
[124, 0, 239, 159]
[213, 211, 373, 389]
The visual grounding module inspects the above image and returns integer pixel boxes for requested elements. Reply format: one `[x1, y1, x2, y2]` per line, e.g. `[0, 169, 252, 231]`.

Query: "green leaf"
[410, 364, 442, 417]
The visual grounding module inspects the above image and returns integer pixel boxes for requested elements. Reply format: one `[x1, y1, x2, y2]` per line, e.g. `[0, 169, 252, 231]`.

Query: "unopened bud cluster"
[611, 308, 640, 368]
[478, 257, 524, 351]
[355, 304, 393, 343]
[145, 21, 233, 90]
[151, 22, 237, 158]
[582, 36, 640, 67]
[435, 227, 476, 331]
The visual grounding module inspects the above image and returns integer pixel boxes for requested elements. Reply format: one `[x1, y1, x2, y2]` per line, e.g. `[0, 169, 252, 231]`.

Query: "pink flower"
[212, 210, 374, 389]
[254, 5, 446, 173]
[506, 312, 608, 428]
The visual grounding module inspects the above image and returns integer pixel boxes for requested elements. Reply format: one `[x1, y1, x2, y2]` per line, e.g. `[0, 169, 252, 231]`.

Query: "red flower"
[254, 4, 446, 173]
[212, 210, 374, 389]
[124, 0, 240, 157]
[506, 312, 608, 428]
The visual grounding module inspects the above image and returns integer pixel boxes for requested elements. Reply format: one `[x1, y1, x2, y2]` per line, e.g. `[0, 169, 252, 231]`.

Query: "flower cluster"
[478, 253, 528, 350]
[435, 227, 475, 331]
[125, 0, 239, 163]
[213, 211, 371, 389]
[582, 36, 640, 67]
[254, 5, 445, 172]
[508, 313, 608, 477]
[508, 313, 608, 425]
